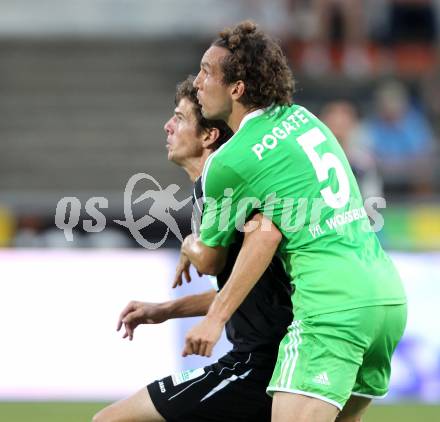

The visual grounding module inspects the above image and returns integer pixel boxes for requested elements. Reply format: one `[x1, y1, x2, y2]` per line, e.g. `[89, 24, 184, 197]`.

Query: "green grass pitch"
[0, 402, 439, 421]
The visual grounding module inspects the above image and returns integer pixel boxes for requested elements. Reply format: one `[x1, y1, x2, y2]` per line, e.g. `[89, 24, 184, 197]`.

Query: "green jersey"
[200, 104, 406, 319]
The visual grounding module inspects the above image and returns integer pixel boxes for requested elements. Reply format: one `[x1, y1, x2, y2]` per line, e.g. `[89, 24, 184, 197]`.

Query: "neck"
[227, 103, 260, 132]
[181, 149, 212, 182]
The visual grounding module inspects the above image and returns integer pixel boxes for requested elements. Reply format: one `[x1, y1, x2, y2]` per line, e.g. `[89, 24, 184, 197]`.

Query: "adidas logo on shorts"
[313, 372, 330, 386]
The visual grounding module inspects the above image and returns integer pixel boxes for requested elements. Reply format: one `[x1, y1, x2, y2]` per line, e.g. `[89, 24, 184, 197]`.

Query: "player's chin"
[168, 151, 182, 165]
[201, 105, 222, 121]
[200, 105, 212, 119]
[167, 150, 175, 162]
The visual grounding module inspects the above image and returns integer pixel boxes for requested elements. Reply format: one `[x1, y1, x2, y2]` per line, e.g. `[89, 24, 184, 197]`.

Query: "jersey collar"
[238, 108, 266, 131]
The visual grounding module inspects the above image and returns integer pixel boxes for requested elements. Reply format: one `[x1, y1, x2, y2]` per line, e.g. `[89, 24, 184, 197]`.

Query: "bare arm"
[117, 289, 216, 340]
[207, 218, 281, 323]
[183, 214, 282, 357]
[181, 234, 228, 276]
[166, 289, 216, 319]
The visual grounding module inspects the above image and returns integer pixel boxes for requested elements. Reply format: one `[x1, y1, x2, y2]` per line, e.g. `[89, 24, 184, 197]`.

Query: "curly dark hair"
[175, 75, 233, 147]
[213, 20, 295, 109]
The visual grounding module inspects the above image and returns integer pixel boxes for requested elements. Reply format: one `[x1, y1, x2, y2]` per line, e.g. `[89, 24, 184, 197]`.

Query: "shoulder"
[202, 153, 244, 199]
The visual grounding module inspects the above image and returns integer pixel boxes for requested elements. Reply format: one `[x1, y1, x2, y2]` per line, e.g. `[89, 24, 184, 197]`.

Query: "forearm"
[207, 218, 281, 323]
[164, 289, 216, 319]
[181, 234, 227, 275]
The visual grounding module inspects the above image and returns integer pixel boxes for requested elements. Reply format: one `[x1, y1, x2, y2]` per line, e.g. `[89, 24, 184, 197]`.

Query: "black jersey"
[192, 177, 292, 354]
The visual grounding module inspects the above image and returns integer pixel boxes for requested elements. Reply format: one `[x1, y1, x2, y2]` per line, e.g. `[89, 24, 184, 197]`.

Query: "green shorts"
[267, 304, 407, 410]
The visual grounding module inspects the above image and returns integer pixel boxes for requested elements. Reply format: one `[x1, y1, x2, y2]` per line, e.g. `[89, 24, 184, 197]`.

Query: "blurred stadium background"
[0, 0, 439, 421]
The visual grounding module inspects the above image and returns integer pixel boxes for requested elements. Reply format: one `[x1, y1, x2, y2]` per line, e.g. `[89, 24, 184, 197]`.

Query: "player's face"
[164, 98, 204, 165]
[193, 46, 232, 121]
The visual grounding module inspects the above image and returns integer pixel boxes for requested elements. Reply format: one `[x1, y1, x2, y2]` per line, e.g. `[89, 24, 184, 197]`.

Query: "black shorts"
[147, 351, 276, 422]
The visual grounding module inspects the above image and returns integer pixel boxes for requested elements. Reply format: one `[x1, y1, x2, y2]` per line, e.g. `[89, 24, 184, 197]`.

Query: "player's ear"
[230, 80, 245, 101]
[202, 127, 220, 149]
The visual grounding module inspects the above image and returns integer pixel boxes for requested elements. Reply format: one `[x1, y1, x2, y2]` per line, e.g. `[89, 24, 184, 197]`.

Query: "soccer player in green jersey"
[181, 21, 407, 422]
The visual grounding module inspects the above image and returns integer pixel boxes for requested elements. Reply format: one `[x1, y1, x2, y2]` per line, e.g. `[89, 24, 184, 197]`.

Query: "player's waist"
[226, 329, 287, 357]
[220, 347, 280, 368]
[292, 296, 407, 321]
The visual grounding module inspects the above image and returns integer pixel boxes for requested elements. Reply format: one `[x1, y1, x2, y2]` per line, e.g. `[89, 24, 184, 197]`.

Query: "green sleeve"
[200, 158, 257, 248]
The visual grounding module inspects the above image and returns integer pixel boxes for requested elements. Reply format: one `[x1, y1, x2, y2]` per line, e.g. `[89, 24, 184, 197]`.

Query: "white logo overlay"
[54, 173, 387, 249]
[54, 173, 192, 250]
[114, 173, 191, 249]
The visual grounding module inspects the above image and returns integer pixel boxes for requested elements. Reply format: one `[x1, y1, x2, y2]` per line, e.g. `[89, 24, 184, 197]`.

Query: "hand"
[243, 213, 265, 233]
[182, 315, 224, 357]
[116, 301, 168, 341]
[173, 252, 192, 288]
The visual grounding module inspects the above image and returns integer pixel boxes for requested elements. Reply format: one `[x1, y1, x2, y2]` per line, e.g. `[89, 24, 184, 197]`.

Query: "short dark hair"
[213, 20, 294, 109]
[175, 75, 233, 147]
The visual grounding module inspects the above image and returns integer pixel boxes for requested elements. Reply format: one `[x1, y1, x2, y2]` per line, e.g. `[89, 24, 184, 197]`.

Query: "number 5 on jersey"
[297, 127, 350, 209]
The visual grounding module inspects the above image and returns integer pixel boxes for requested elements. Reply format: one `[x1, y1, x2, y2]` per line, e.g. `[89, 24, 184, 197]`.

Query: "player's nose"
[193, 71, 202, 90]
[164, 117, 174, 135]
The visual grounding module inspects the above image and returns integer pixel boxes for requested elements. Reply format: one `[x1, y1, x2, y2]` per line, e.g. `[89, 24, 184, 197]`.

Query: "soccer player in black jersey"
[92, 76, 292, 422]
